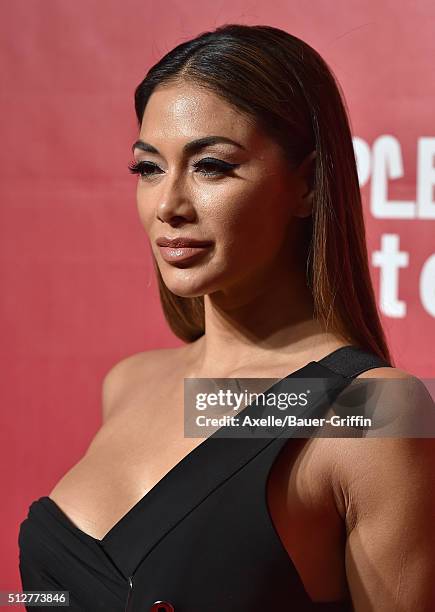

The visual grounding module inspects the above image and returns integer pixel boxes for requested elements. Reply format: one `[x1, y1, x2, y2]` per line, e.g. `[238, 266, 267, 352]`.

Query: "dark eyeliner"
[128, 160, 157, 175]
[192, 158, 239, 175]
[128, 158, 239, 178]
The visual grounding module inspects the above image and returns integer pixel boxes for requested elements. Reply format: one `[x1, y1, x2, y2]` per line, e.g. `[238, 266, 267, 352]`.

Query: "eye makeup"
[128, 157, 240, 179]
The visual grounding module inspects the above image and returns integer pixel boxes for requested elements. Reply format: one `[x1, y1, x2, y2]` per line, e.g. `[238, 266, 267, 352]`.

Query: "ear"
[294, 150, 316, 218]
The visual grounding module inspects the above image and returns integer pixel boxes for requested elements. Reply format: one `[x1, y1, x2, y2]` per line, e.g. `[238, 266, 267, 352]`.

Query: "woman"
[19, 24, 434, 611]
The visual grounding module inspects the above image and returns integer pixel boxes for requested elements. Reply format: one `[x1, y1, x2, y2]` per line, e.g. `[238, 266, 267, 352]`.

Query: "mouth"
[157, 245, 213, 265]
[155, 236, 214, 266]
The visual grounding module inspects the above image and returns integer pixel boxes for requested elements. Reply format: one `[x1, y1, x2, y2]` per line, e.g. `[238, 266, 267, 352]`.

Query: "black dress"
[18, 345, 391, 611]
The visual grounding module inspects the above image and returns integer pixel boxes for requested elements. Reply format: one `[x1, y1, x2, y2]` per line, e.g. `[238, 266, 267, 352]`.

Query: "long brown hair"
[133, 24, 393, 365]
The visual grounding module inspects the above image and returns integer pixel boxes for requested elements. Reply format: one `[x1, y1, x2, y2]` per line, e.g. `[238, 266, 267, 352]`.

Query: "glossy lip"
[155, 236, 214, 266]
[155, 236, 213, 248]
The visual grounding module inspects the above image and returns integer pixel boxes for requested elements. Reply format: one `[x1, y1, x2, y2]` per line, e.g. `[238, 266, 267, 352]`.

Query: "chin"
[160, 269, 216, 298]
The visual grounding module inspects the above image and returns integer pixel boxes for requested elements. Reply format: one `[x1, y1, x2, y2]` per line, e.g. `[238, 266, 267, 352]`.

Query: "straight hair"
[132, 24, 393, 365]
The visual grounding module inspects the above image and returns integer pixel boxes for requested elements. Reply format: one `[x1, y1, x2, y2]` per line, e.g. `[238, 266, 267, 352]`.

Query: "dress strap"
[317, 345, 392, 379]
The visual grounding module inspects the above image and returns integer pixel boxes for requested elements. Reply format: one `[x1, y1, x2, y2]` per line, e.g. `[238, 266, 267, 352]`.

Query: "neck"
[184, 251, 349, 377]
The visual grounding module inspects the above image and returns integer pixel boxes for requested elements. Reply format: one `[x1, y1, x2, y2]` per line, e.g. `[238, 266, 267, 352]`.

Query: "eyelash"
[127, 157, 239, 179]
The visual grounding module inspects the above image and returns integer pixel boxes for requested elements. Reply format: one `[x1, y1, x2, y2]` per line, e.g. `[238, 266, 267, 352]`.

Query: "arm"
[341, 434, 435, 611]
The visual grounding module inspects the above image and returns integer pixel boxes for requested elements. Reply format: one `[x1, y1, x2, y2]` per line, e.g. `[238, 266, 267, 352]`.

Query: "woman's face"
[132, 81, 312, 299]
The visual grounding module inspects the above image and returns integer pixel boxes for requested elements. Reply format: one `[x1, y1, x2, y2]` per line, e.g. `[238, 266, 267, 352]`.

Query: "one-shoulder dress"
[18, 345, 391, 611]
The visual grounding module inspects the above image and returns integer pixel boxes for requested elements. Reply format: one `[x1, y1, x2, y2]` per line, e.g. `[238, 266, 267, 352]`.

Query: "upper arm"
[329, 373, 435, 611]
[341, 433, 435, 612]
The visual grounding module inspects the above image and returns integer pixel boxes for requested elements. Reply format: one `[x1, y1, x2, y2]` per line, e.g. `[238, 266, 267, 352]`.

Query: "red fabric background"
[1, 0, 434, 597]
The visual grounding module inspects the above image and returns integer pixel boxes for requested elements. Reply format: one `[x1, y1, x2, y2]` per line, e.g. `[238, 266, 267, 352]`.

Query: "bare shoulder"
[101, 345, 186, 423]
[355, 364, 418, 380]
[351, 365, 434, 428]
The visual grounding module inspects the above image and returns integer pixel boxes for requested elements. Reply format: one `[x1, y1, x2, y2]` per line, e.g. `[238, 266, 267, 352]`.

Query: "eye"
[128, 160, 162, 179]
[192, 157, 240, 176]
[127, 157, 239, 180]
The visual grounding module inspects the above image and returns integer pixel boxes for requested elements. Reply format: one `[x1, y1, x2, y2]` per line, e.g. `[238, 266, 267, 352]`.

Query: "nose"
[156, 174, 195, 226]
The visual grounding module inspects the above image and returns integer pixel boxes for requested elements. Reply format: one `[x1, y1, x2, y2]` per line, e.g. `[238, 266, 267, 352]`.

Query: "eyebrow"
[131, 135, 246, 155]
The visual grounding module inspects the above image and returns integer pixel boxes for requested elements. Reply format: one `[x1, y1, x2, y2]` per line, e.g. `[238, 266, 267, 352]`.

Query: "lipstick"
[155, 236, 213, 264]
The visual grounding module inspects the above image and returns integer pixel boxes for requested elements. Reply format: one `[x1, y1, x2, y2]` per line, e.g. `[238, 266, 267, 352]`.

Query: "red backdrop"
[1, 0, 434, 597]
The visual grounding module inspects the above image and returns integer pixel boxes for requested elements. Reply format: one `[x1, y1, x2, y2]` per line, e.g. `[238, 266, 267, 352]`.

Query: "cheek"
[134, 175, 295, 267]
[215, 180, 293, 258]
